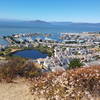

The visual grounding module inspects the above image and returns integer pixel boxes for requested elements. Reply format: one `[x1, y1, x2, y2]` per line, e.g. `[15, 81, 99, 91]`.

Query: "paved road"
[85, 59, 100, 67]
[39, 42, 96, 47]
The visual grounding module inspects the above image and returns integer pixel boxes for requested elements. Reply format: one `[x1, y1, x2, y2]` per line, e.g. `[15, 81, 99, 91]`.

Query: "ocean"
[0, 26, 100, 36]
[0, 26, 100, 45]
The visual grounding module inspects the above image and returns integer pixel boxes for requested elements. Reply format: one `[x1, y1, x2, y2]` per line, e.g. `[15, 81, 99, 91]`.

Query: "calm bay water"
[0, 26, 100, 36]
[0, 26, 100, 45]
[0, 27, 68, 36]
[0, 39, 8, 45]
[0, 27, 63, 44]
[13, 50, 48, 59]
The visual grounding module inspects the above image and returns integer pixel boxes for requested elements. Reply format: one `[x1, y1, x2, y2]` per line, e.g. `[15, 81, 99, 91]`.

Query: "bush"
[0, 57, 25, 82]
[69, 59, 83, 69]
[0, 57, 42, 82]
[31, 66, 100, 100]
[20, 62, 42, 78]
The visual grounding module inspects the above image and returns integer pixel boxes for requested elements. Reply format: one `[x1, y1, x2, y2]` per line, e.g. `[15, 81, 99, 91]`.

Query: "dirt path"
[0, 78, 37, 100]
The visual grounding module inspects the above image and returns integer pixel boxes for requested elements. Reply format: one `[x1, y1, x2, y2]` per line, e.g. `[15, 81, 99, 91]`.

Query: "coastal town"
[0, 32, 100, 72]
[1, 0, 100, 100]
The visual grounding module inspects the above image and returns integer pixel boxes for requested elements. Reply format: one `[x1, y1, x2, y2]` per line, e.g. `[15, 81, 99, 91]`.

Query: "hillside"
[0, 78, 35, 100]
[0, 57, 100, 100]
[0, 20, 52, 28]
[31, 66, 100, 100]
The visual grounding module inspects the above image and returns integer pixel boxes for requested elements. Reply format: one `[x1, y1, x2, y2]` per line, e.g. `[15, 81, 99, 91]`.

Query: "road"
[84, 59, 100, 67]
[39, 42, 96, 47]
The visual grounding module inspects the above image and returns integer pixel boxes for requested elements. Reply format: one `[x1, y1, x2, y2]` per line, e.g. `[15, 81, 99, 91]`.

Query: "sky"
[0, 0, 100, 22]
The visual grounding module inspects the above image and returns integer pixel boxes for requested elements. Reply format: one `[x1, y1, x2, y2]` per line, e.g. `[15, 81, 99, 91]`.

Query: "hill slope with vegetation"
[31, 66, 100, 100]
[0, 57, 100, 100]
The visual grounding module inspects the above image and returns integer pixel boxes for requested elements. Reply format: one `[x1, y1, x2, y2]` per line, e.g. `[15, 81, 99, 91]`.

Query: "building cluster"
[1, 32, 100, 70]
[0, 45, 7, 52]
[35, 46, 100, 72]
[36, 47, 71, 72]
[61, 33, 100, 45]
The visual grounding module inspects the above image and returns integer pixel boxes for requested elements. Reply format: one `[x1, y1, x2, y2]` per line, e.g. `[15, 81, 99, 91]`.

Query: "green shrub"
[69, 59, 83, 69]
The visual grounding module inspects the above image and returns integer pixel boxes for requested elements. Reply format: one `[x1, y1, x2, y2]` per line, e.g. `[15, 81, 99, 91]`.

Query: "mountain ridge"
[0, 20, 100, 29]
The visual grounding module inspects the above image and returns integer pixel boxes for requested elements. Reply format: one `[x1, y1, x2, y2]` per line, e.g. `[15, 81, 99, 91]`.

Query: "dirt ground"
[0, 78, 42, 100]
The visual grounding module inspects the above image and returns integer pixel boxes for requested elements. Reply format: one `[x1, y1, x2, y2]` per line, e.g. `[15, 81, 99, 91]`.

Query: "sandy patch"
[0, 78, 40, 100]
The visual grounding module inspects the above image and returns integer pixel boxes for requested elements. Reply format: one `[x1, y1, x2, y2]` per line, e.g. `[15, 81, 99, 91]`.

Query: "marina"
[0, 32, 100, 72]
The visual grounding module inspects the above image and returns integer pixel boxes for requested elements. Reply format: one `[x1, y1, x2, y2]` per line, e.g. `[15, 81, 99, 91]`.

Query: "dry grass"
[31, 66, 100, 100]
[0, 57, 100, 100]
[0, 57, 42, 82]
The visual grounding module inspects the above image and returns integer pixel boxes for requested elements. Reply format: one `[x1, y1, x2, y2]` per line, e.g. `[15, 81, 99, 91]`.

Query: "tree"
[69, 59, 83, 69]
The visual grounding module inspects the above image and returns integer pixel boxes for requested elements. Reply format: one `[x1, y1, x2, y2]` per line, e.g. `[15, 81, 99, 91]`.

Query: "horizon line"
[0, 18, 100, 24]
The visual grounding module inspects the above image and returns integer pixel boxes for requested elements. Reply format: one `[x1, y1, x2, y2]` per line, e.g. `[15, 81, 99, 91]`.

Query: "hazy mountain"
[0, 20, 52, 28]
[0, 20, 100, 29]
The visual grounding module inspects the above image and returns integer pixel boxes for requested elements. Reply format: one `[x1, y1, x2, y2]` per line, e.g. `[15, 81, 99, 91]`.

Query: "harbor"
[0, 32, 100, 72]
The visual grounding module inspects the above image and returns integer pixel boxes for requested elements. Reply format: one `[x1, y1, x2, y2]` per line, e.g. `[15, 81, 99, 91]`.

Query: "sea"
[0, 26, 100, 45]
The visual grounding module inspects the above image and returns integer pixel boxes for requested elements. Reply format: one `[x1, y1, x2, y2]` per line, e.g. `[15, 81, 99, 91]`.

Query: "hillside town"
[0, 32, 100, 72]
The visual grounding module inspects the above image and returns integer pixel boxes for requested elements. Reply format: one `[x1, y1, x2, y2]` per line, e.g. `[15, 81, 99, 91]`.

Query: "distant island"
[0, 19, 100, 28]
